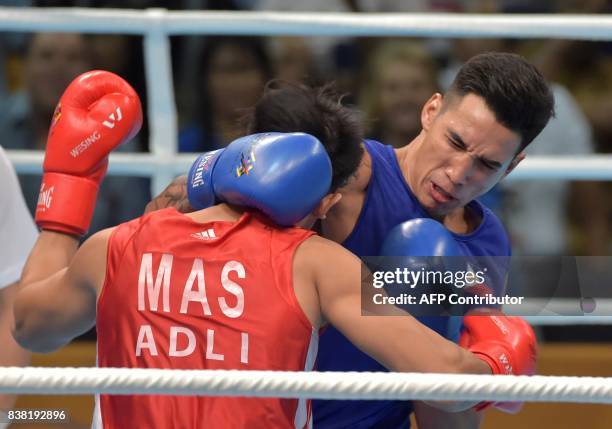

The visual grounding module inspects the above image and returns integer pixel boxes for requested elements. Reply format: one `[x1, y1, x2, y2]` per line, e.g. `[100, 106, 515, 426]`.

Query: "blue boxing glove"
[187, 132, 332, 226]
[379, 218, 464, 320]
[380, 219, 494, 320]
[380, 218, 461, 257]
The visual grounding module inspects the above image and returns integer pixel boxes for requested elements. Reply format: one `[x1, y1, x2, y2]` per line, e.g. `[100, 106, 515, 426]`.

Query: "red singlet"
[95, 208, 317, 429]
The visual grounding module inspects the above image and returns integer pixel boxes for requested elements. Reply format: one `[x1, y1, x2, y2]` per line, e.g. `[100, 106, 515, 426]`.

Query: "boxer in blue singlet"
[313, 138, 511, 428]
[311, 52, 554, 429]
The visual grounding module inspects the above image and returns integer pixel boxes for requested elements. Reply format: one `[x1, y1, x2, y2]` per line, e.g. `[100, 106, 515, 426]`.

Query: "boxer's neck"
[319, 146, 371, 244]
[186, 203, 244, 224]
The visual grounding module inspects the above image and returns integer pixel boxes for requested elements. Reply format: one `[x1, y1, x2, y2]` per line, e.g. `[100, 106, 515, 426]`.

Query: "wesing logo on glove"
[70, 131, 101, 158]
[37, 183, 54, 212]
[498, 352, 512, 374]
[102, 107, 123, 129]
[191, 152, 217, 188]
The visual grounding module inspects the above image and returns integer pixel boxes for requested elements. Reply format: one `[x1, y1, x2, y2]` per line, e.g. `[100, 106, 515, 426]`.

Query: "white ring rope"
[8, 150, 612, 181]
[2, 8, 612, 40]
[1, 367, 612, 403]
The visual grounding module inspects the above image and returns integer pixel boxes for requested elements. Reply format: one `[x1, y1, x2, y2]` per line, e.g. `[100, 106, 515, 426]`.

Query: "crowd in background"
[2, 1, 612, 340]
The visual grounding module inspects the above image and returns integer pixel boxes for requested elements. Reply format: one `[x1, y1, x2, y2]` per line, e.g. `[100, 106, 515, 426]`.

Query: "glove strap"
[35, 172, 99, 236]
[470, 347, 523, 413]
[473, 396, 523, 414]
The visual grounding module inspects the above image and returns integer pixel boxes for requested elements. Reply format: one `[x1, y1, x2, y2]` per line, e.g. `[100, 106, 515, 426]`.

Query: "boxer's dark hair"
[445, 52, 555, 151]
[246, 81, 364, 191]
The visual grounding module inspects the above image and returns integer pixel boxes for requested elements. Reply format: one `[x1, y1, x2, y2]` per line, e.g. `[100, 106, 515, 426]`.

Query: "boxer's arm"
[414, 402, 483, 429]
[305, 236, 490, 412]
[13, 229, 111, 353]
[14, 70, 140, 353]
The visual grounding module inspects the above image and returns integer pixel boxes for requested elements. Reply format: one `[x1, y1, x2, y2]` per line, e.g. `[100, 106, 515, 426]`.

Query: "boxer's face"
[411, 93, 523, 216]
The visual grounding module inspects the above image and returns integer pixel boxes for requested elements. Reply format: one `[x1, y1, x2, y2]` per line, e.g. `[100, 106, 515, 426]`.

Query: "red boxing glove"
[460, 309, 537, 414]
[35, 70, 142, 236]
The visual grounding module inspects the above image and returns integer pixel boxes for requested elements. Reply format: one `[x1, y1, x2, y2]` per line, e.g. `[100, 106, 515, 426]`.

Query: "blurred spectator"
[501, 84, 595, 256]
[515, 39, 612, 256]
[0, 33, 91, 152]
[0, 1, 32, 98]
[250, 0, 460, 102]
[270, 37, 318, 84]
[251, 0, 461, 72]
[360, 41, 439, 148]
[179, 36, 272, 152]
[250, 0, 359, 77]
[512, 0, 612, 256]
[0, 32, 150, 235]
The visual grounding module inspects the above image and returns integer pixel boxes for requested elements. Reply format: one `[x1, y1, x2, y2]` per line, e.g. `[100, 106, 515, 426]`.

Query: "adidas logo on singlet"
[190, 228, 216, 240]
